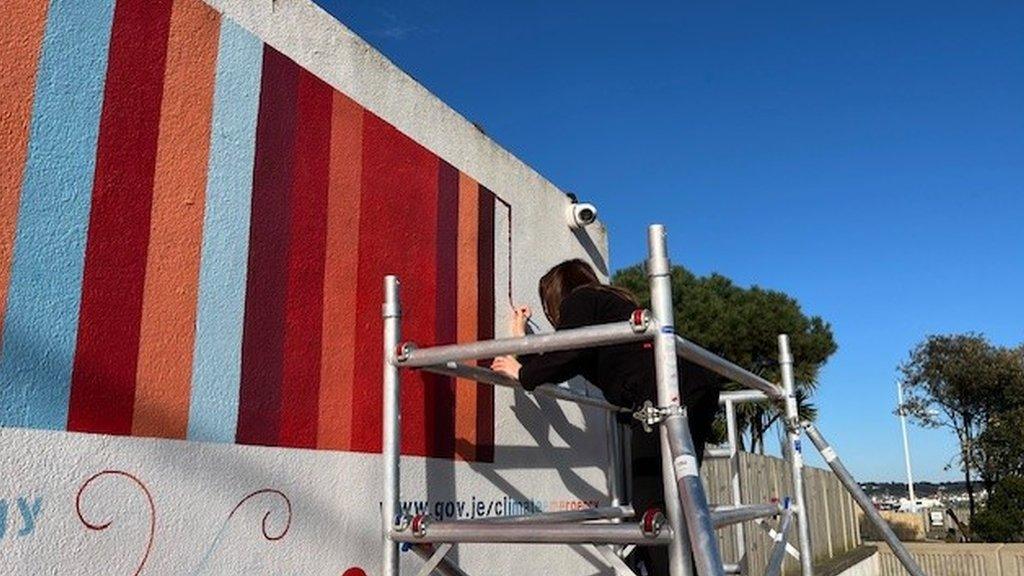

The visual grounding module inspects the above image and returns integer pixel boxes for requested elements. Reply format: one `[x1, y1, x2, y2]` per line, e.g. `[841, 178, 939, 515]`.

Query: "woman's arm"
[511, 290, 597, 390]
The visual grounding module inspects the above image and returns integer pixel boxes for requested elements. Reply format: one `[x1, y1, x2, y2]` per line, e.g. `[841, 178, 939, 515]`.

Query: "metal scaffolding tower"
[381, 224, 927, 576]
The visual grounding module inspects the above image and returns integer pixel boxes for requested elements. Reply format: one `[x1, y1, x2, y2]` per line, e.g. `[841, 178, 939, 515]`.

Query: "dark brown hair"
[538, 259, 638, 327]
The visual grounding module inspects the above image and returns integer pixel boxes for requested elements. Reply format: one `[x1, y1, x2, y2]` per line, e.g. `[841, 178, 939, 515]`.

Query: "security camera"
[567, 202, 598, 229]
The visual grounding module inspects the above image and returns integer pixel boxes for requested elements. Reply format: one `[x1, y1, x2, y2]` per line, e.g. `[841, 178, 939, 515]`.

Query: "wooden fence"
[703, 451, 862, 574]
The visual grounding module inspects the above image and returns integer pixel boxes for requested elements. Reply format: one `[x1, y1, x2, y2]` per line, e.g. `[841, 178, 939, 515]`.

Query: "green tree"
[973, 475, 1024, 543]
[898, 334, 1022, 520]
[975, 346, 1024, 490]
[977, 407, 1024, 489]
[612, 265, 837, 453]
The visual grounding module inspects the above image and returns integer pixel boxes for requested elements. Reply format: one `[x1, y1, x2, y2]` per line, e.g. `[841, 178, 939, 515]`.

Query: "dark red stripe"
[67, 0, 174, 435]
[277, 69, 332, 449]
[236, 46, 299, 446]
[351, 111, 439, 455]
[430, 161, 460, 458]
[475, 186, 496, 462]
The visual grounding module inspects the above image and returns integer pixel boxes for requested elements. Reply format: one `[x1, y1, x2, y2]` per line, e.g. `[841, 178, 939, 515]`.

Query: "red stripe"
[475, 186, 495, 459]
[475, 186, 496, 461]
[236, 46, 299, 446]
[278, 69, 331, 448]
[351, 112, 439, 455]
[67, 0, 174, 435]
[431, 161, 460, 458]
[317, 92, 363, 451]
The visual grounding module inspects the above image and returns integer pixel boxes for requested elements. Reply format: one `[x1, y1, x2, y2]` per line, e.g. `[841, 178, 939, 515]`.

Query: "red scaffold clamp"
[630, 309, 651, 334]
[641, 508, 666, 538]
[410, 514, 430, 538]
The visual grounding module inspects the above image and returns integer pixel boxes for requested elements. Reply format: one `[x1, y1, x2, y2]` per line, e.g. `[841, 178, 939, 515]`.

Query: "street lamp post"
[897, 379, 917, 512]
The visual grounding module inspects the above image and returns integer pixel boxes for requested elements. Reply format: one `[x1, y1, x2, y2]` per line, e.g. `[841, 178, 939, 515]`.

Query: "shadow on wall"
[444, 384, 615, 573]
[572, 227, 608, 277]
[0, 320, 73, 428]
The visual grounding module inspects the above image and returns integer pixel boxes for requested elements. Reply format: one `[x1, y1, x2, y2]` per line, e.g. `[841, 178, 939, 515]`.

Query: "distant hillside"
[860, 481, 969, 499]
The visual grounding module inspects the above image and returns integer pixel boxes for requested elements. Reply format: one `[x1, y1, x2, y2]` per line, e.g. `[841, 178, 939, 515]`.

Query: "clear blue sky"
[314, 1, 1023, 482]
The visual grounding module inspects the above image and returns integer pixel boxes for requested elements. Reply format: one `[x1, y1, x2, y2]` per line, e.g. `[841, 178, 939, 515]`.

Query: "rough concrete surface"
[0, 0, 615, 574]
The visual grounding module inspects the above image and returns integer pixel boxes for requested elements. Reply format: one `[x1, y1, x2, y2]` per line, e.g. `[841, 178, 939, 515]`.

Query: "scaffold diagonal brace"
[753, 518, 801, 560]
[595, 545, 641, 576]
[414, 543, 454, 576]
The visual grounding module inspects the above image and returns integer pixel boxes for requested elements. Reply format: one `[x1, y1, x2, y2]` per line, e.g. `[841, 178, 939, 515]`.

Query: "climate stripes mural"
[0, 0, 497, 461]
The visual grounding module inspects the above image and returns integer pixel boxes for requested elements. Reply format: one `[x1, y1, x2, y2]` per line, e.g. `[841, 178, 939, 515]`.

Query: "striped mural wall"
[0, 0, 497, 461]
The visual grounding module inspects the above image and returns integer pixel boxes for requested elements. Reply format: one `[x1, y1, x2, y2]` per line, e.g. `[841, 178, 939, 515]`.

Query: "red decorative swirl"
[75, 470, 156, 576]
[226, 489, 292, 541]
[191, 488, 293, 574]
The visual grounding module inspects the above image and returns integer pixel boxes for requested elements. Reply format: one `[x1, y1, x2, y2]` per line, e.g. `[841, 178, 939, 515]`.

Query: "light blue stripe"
[187, 20, 263, 443]
[0, 0, 117, 430]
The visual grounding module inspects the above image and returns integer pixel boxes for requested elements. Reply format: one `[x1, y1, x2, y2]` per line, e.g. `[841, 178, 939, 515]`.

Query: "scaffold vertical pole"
[779, 335, 814, 576]
[607, 411, 625, 510]
[647, 225, 725, 576]
[723, 398, 746, 573]
[660, 430, 695, 576]
[383, 276, 402, 576]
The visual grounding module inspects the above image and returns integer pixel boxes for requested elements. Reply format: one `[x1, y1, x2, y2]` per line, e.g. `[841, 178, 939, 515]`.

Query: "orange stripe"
[132, 0, 220, 438]
[0, 0, 50, 346]
[454, 172, 480, 460]
[318, 92, 363, 450]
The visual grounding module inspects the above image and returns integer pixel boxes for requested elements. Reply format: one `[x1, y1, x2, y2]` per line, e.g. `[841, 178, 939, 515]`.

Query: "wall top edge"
[202, 0, 604, 234]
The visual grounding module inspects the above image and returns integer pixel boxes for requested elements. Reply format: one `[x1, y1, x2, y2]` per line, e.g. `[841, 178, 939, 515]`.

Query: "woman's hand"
[510, 305, 532, 337]
[491, 356, 522, 380]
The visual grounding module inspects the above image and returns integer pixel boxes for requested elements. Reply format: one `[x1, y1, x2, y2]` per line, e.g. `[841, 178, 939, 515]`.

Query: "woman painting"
[491, 259, 722, 575]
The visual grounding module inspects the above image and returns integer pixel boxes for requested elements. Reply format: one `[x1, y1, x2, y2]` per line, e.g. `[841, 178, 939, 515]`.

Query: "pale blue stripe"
[0, 0, 117, 430]
[187, 21, 263, 443]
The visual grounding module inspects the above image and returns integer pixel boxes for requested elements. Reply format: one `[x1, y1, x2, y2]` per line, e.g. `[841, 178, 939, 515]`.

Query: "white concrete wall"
[2, 416, 618, 575]
[202, 0, 612, 285]
[837, 552, 881, 576]
[877, 542, 1024, 576]
[0, 0, 616, 574]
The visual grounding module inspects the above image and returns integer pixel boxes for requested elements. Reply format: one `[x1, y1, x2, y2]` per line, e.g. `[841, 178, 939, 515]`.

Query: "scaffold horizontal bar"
[462, 505, 635, 525]
[710, 503, 783, 528]
[397, 320, 655, 368]
[390, 521, 673, 545]
[421, 362, 629, 413]
[705, 446, 732, 460]
[675, 336, 786, 400]
[719, 390, 770, 404]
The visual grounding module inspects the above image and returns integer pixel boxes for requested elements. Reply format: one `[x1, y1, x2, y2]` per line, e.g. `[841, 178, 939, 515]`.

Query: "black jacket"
[518, 286, 721, 411]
